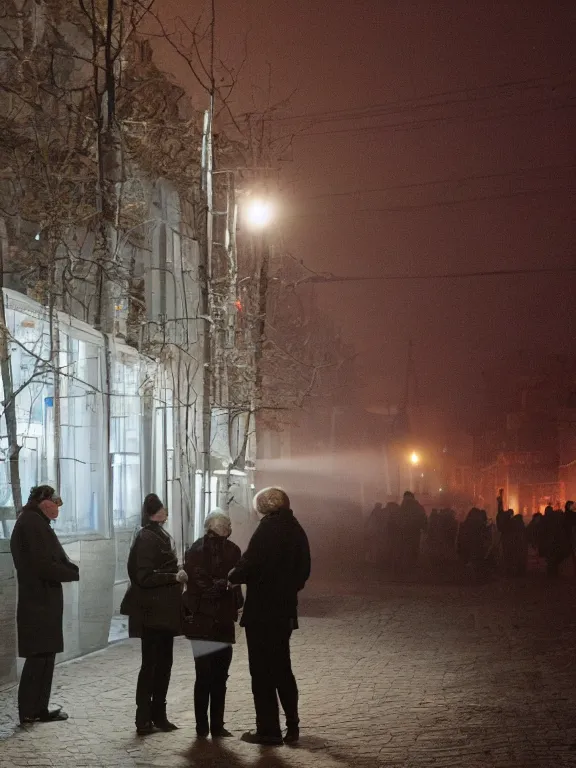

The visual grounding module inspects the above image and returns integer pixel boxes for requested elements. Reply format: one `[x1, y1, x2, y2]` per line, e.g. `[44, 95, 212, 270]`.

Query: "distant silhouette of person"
[427, 509, 457, 563]
[394, 491, 427, 570]
[510, 514, 528, 576]
[443, 509, 459, 553]
[540, 505, 571, 577]
[458, 508, 493, 579]
[526, 512, 544, 556]
[496, 489, 518, 576]
[564, 500, 576, 575]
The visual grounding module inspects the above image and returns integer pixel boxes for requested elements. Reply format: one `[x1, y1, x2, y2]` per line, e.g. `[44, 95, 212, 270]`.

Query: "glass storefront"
[0, 302, 54, 538]
[110, 351, 142, 531]
[0, 294, 179, 544]
[58, 331, 106, 535]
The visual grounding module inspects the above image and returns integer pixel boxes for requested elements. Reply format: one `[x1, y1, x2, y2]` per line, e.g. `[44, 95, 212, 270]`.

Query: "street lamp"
[245, 198, 275, 230]
[408, 451, 421, 493]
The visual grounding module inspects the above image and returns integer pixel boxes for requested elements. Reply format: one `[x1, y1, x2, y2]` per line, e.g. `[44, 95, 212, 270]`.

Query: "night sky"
[158, 0, 576, 424]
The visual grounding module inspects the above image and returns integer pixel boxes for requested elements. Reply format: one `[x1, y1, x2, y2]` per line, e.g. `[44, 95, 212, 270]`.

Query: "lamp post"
[242, 195, 276, 492]
[242, 197, 276, 377]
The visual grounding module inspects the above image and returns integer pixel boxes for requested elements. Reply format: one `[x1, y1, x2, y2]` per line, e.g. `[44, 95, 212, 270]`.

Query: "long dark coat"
[10, 505, 80, 658]
[120, 522, 182, 637]
[228, 508, 311, 628]
[183, 534, 242, 644]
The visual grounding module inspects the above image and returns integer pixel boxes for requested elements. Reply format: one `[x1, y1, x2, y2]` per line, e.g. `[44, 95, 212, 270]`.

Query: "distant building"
[468, 355, 576, 516]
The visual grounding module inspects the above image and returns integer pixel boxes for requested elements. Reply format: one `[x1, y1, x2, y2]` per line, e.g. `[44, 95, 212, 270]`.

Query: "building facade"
[0, 1, 257, 685]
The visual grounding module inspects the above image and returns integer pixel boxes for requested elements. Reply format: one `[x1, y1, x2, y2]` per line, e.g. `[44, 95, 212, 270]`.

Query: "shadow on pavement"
[182, 733, 381, 768]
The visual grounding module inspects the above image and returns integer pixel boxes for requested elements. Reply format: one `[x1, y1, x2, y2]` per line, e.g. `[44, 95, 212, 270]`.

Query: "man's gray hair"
[253, 487, 290, 516]
[204, 509, 232, 537]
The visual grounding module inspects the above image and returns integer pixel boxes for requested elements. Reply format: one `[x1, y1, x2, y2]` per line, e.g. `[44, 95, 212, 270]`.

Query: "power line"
[296, 101, 576, 139]
[296, 265, 576, 285]
[285, 187, 576, 220]
[300, 162, 576, 202]
[281, 79, 576, 129]
[257, 70, 576, 124]
[356, 187, 575, 214]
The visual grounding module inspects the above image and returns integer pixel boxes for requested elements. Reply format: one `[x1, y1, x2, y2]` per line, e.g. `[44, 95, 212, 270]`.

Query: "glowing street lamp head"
[245, 198, 274, 230]
[410, 451, 420, 466]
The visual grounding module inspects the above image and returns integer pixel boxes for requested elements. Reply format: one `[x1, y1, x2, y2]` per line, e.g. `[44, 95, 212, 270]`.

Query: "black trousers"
[135, 628, 174, 725]
[18, 653, 56, 720]
[193, 643, 233, 733]
[245, 623, 299, 738]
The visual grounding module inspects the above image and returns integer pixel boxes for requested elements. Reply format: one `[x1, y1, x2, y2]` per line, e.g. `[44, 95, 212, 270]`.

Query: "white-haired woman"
[183, 510, 243, 739]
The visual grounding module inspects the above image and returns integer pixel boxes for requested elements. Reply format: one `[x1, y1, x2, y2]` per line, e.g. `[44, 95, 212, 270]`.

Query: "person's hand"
[176, 569, 188, 584]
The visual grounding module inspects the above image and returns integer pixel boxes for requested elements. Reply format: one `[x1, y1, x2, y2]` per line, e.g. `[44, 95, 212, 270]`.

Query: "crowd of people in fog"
[366, 489, 576, 580]
[10, 485, 311, 747]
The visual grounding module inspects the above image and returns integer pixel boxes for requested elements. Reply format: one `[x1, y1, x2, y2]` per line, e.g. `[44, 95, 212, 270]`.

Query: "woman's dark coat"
[183, 534, 242, 644]
[120, 523, 182, 637]
[10, 505, 80, 658]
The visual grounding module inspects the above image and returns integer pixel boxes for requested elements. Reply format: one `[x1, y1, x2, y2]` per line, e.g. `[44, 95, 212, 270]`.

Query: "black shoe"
[151, 702, 178, 732]
[196, 728, 209, 739]
[284, 726, 300, 744]
[136, 722, 155, 736]
[38, 709, 69, 723]
[211, 726, 233, 738]
[241, 731, 283, 746]
[152, 717, 178, 732]
[19, 716, 38, 726]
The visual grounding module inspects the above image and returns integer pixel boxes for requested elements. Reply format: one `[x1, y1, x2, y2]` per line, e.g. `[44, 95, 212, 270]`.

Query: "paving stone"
[2, 576, 576, 767]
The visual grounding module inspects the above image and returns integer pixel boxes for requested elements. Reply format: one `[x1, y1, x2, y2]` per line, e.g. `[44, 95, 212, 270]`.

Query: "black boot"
[284, 725, 300, 744]
[151, 702, 178, 732]
[210, 682, 231, 738]
[136, 706, 154, 736]
[194, 683, 210, 738]
[284, 713, 300, 744]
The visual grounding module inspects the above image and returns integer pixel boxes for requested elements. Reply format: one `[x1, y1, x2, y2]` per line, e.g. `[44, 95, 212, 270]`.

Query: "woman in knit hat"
[120, 494, 187, 735]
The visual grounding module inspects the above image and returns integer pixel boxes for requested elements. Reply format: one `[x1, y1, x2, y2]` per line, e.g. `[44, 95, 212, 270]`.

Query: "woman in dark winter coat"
[10, 485, 79, 725]
[120, 494, 187, 735]
[183, 510, 242, 739]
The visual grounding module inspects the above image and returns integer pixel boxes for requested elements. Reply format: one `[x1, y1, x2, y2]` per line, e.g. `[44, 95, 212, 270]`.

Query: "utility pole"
[199, 106, 213, 532]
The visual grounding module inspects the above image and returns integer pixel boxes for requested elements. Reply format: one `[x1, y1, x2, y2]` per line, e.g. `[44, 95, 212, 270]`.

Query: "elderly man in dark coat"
[228, 487, 311, 746]
[10, 485, 80, 725]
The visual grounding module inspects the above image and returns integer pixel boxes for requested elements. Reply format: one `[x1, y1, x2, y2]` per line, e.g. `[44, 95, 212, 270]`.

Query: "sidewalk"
[2, 576, 576, 767]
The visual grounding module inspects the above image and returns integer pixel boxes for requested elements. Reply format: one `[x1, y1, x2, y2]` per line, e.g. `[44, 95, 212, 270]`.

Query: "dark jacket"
[120, 523, 182, 637]
[398, 496, 428, 536]
[10, 505, 80, 658]
[183, 534, 242, 644]
[457, 508, 491, 565]
[228, 508, 311, 628]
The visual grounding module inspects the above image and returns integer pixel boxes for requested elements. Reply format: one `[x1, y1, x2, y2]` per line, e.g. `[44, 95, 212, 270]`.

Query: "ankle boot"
[194, 684, 210, 738]
[136, 705, 154, 736]
[284, 715, 300, 743]
[151, 702, 178, 731]
[209, 683, 228, 737]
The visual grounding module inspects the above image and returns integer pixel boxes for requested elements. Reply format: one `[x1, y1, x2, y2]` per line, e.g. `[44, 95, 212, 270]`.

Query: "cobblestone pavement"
[2, 574, 576, 768]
